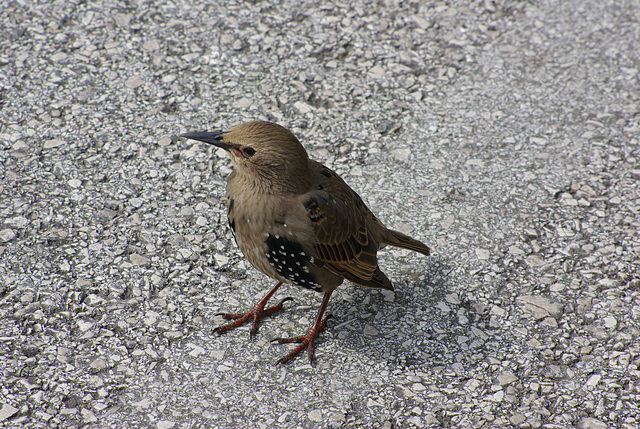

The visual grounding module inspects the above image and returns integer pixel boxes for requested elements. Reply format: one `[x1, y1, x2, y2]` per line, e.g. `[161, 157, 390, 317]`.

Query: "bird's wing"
[301, 190, 393, 290]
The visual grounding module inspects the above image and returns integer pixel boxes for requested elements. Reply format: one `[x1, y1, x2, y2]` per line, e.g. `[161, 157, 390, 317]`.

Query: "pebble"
[603, 316, 617, 329]
[81, 408, 98, 423]
[125, 76, 144, 89]
[0, 404, 19, 421]
[44, 139, 65, 148]
[6, 216, 28, 228]
[524, 254, 544, 267]
[475, 248, 490, 260]
[0, 229, 16, 242]
[497, 371, 517, 386]
[516, 295, 564, 319]
[130, 254, 150, 265]
[89, 358, 107, 372]
[308, 410, 323, 422]
[578, 418, 608, 429]
[510, 414, 526, 425]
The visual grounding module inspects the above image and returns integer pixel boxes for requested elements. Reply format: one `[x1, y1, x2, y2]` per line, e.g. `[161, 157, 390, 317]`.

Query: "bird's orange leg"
[272, 291, 332, 365]
[213, 281, 292, 338]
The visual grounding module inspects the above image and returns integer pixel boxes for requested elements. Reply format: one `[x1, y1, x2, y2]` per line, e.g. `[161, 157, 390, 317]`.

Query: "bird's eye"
[241, 147, 256, 158]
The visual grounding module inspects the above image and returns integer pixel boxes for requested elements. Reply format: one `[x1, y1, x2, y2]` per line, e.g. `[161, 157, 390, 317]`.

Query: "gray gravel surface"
[1, 0, 639, 428]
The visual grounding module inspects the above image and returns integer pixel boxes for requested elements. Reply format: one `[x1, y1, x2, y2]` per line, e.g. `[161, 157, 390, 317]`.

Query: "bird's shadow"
[318, 256, 496, 370]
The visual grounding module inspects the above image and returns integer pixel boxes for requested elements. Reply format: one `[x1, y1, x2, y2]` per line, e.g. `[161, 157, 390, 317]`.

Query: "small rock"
[515, 295, 563, 320]
[476, 248, 490, 260]
[497, 370, 517, 386]
[578, 417, 608, 429]
[161, 74, 177, 84]
[490, 390, 504, 402]
[130, 254, 149, 265]
[508, 246, 524, 254]
[188, 343, 205, 357]
[22, 344, 40, 357]
[89, 358, 107, 372]
[380, 290, 395, 301]
[97, 208, 118, 223]
[367, 398, 385, 408]
[143, 39, 160, 51]
[68, 179, 82, 188]
[441, 214, 454, 229]
[603, 316, 617, 329]
[368, 65, 385, 79]
[329, 412, 345, 422]
[293, 101, 313, 114]
[81, 408, 98, 423]
[234, 97, 252, 109]
[133, 398, 152, 409]
[510, 414, 526, 425]
[393, 147, 411, 162]
[6, 216, 28, 228]
[144, 311, 159, 326]
[393, 222, 414, 235]
[45, 229, 69, 240]
[363, 325, 379, 336]
[114, 13, 131, 27]
[44, 139, 65, 148]
[525, 254, 544, 267]
[12, 140, 28, 151]
[77, 320, 94, 332]
[125, 76, 144, 89]
[214, 254, 229, 265]
[0, 403, 19, 421]
[540, 317, 558, 328]
[585, 374, 601, 387]
[413, 15, 430, 29]
[411, 383, 426, 392]
[308, 410, 323, 422]
[0, 229, 16, 242]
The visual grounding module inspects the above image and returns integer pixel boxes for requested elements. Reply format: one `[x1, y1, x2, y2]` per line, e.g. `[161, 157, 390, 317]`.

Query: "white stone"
[475, 248, 490, 260]
[0, 229, 16, 242]
[68, 179, 82, 188]
[0, 403, 19, 421]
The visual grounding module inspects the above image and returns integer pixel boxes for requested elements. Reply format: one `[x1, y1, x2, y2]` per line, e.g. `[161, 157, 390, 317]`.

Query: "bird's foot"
[272, 315, 331, 365]
[213, 296, 293, 338]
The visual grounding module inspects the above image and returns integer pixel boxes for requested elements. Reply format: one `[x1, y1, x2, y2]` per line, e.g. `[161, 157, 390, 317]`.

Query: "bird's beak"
[180, 131, 233, 151]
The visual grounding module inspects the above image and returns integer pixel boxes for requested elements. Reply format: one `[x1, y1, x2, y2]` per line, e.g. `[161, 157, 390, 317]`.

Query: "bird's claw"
[212, 295, 294, 337]
[272, 315, 332, 365]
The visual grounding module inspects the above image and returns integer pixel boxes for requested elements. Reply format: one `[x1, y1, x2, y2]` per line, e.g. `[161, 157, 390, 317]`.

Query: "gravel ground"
[1, 0, 639, 428]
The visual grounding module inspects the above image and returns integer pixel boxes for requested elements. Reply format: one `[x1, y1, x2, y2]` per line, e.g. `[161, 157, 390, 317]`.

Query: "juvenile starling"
[181, 121, 430, 364]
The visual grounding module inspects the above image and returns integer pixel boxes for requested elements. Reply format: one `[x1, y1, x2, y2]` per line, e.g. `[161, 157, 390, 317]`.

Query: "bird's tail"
[383, 229, 431, 256]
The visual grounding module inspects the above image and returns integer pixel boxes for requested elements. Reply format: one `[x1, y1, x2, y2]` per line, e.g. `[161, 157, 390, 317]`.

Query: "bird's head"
[181, 121, 313, 193]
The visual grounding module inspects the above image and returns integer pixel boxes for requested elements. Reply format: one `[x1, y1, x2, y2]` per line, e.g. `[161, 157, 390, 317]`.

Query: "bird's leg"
[272, 291, 332, 365]
[213, 281, 292, 338]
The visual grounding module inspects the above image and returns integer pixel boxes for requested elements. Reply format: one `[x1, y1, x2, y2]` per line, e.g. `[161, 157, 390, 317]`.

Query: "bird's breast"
[226, 193, 324, 292]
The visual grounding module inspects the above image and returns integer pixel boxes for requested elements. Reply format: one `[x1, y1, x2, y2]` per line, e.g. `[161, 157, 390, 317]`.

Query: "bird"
[181, 121, 430, 365]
